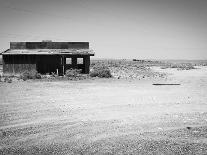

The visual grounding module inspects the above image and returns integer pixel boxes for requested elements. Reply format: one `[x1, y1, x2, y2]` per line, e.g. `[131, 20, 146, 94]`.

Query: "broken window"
[66, 58, 72, 64]
[77, 58, 83, 64]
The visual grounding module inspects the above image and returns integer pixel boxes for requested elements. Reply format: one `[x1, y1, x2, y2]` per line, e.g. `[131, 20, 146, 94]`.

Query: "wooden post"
[2, 55, 5, 74]
[62, 55, 65, 75]
[84, 56, 90, 74]
[72, 57, 77, 68]
[12, 55, 15, 75]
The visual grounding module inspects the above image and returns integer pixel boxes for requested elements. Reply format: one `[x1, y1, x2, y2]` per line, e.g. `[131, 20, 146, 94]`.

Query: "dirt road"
[1, 67, 207, 154]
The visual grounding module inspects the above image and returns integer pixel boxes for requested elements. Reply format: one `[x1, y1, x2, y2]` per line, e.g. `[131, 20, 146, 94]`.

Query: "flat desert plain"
[1, 66, 207, 154]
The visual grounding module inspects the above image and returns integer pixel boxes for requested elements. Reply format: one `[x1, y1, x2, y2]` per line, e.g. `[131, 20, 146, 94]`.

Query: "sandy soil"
[1, 66, 207, 154]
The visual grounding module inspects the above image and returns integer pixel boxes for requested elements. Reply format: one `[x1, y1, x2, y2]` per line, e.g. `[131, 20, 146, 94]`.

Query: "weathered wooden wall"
[3, 55, 36, 74]
[3, 55, 61, 74]
[3, 55, 91, 75]
[36, 55, 61, 74]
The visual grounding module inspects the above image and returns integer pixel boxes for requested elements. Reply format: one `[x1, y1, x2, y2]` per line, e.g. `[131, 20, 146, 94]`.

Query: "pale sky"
[0, 0, 207, 59]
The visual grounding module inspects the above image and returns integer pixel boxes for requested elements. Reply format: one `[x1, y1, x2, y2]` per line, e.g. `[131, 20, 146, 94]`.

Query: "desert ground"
[1, 60, 207, 154]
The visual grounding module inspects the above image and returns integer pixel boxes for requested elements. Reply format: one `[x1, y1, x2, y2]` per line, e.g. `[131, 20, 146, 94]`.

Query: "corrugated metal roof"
[2, 49, 95, 56]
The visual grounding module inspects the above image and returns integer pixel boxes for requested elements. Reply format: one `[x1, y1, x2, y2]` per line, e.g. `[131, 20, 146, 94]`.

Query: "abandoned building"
[1, 41, 94, 75]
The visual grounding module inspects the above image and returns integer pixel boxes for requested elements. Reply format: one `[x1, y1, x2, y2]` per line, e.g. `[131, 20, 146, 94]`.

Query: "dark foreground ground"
[0, 64, 207, 154]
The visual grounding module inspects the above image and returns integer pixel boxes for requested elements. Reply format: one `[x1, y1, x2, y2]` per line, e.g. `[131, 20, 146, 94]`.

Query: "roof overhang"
[2, 49, 95, 56]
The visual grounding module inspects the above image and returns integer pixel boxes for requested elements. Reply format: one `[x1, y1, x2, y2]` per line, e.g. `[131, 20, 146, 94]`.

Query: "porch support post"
[84, 56, 90, 74]
[2, 55, 5, 74]
[72, 56, 77, 68]
[62, 55, 65, 75]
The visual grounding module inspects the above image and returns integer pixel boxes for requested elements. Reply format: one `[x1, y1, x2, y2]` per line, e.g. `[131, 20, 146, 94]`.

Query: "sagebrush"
[90, 64, 112, 78]
[20, 70, 41, 80]
[65, 69, 82, 79]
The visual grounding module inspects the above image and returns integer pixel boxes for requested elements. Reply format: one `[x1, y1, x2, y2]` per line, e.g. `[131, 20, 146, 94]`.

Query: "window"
[66, 58, 72, 64]
[77, 58, 83, 64]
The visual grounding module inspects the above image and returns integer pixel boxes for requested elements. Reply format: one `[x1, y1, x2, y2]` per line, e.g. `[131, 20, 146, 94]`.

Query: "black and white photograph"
[0, 0, 207, 154]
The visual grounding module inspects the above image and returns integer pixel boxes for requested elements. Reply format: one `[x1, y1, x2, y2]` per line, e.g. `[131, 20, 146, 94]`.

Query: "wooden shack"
[1, 41, 94, 75]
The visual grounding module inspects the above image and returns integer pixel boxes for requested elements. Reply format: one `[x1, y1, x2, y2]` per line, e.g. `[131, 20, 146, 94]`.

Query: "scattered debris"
[186, 127, 192, 130]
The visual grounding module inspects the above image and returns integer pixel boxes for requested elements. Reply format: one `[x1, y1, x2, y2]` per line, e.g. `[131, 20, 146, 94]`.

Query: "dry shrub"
[161, 63, 196, 70]
[4, 76, 12, 83]
[90, 64, 112, 78]
[7, 78, 12, 83]
[51, 72, 57, 77]
[20, 70, 41, 81]
[171, 63, 195, 70]
[36, 73, 41, 79]
[65, 69, 82, 79]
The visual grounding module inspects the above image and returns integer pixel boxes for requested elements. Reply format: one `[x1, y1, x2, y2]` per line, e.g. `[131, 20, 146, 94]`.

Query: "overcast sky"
[0, 0, 207, 59]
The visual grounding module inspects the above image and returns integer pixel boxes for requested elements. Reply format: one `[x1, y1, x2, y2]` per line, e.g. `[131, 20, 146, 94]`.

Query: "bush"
[20, 70, 41, 80]
[51, 72, 57, 77]
[90, 64, 112, 78]
[4, 76, 12, 83]
[161, 63, 196, 70]
[36, 73, 42, 79]
[4, 77, 9, 82]
[7, 78, 12, 83]
[171, 63, 195, 70]
[65, 69, 82, 78]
